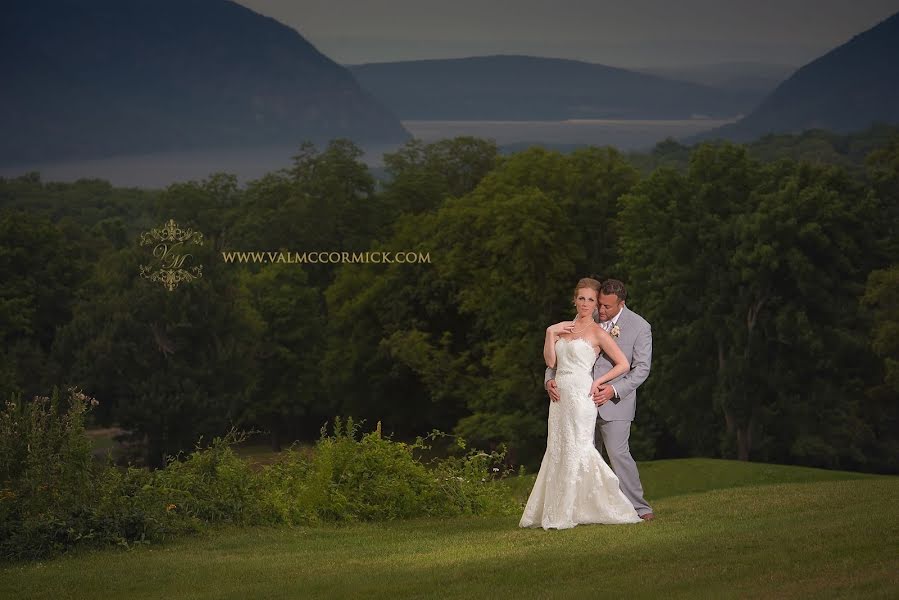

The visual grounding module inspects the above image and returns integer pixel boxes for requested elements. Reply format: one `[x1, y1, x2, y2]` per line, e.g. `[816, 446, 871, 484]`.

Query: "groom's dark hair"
[600, 279, 627, 302]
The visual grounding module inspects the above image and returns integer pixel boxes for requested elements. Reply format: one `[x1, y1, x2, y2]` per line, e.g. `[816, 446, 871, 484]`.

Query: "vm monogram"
[139, 219, 204, 291]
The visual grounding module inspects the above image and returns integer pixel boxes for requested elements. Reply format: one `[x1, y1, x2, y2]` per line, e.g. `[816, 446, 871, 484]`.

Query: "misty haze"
[0, 118, 735, 188]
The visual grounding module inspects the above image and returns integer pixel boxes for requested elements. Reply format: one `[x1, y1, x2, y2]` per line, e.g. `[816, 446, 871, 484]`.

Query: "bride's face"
[574, 288, 597, 319]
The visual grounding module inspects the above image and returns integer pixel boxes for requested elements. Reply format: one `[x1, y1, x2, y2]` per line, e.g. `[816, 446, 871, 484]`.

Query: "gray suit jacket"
[544, 305, 652, 421]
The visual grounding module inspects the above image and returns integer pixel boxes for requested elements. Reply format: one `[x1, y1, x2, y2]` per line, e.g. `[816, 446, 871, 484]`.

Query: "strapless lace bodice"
[554, 337, 598, 376]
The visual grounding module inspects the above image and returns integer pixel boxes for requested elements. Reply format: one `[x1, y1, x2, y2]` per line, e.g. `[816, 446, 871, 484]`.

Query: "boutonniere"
[610, 324, 621, 338]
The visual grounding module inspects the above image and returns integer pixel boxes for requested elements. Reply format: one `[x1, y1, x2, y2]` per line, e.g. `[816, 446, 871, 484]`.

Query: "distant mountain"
[637, 62, 795, 94]
[348, 55, 758, 120]
[693, 12, 899, 143]
[0, 0, 409, 164]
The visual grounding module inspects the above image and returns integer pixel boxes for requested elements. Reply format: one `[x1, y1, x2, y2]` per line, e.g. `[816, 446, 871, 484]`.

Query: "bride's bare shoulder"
[587, 323, 606, 344]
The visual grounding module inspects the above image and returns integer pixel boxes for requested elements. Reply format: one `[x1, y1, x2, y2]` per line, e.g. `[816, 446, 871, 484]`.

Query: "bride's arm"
[544, 322, 571, 368]
[544, 327, 558, 368]
[592, 329, 629, 386]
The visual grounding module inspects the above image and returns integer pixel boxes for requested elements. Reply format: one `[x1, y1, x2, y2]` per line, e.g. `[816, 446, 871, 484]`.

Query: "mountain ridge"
[0, 0, 409, 164]
[349, 54, 757, 120]
[692, 11, 899, 142]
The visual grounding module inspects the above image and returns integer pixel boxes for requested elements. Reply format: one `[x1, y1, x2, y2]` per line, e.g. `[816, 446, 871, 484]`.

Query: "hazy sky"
[233, 0, 899, 67]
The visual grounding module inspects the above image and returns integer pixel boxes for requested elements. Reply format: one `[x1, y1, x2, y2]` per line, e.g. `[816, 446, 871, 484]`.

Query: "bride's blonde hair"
[572, 277, 601, 303]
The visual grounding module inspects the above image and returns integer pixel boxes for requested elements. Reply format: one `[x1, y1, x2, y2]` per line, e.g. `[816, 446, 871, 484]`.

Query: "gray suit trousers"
[596, 417, 653, 516]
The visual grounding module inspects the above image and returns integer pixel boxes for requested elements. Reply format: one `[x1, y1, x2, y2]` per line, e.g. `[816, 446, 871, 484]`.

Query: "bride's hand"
[589, 379, 604, 399]
[547, 321, 575, 336]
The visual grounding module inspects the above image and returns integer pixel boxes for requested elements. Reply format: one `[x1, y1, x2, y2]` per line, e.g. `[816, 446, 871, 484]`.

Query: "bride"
[520, 277, 643, 529]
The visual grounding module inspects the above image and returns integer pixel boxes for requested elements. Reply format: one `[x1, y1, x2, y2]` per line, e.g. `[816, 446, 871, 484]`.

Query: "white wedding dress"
[520, 337, 643, 529]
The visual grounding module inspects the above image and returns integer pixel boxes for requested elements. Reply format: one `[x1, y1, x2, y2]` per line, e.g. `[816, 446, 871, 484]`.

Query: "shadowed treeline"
[1, 129, 896, 472]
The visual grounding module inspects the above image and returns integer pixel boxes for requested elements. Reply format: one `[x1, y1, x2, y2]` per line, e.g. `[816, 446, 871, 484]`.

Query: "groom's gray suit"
[544, 304, 653, 516]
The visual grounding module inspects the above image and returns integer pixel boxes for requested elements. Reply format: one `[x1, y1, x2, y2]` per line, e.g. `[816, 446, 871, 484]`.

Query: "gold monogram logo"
[139, 219, 204, 291]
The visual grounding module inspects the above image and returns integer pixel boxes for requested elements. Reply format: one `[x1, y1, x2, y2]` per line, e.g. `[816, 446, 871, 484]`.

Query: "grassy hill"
[2, 459, 896, 599]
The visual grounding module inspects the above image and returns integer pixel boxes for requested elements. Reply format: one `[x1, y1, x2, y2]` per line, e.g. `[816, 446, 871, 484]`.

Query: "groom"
[544, 278, 654, 520]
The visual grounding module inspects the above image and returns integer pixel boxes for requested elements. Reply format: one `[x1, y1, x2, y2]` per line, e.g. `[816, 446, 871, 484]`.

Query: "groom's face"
[597, 292, 624, 322]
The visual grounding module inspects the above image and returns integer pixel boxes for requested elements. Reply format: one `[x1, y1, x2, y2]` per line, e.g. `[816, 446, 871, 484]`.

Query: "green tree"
[0, 210, 85, 400]
[381, 136, 500, 215]
[239, 263, 325, 449]
[230, 139, 385, 291]
[859, 131, 899, 475]
[863, 266, 899, 396]
[618, 143, 884, 467]
[53, 177, 263, 467]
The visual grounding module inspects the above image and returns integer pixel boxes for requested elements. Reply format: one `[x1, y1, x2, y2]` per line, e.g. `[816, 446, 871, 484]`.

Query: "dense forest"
[2, 126, 896, 472]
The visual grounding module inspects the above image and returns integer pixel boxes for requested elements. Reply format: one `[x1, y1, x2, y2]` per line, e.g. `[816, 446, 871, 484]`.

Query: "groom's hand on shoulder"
[546, 379, 560, 402]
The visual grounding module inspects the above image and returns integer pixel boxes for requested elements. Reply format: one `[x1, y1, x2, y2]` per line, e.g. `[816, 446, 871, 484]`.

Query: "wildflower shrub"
[259, 419, 519, 524]
[0, 390, 520, 561]
[0, 388, 195, 560]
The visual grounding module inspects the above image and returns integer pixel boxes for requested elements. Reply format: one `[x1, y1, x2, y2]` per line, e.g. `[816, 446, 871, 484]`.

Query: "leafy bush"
[1, 393, 519, 562]
[259, 418, 518, 524]
[152, 430, 268, 525]
[0, 387, 183, 559]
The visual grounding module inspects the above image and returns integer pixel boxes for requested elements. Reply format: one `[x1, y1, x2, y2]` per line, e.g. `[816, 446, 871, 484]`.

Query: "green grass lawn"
[2, 459, 897, 599]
